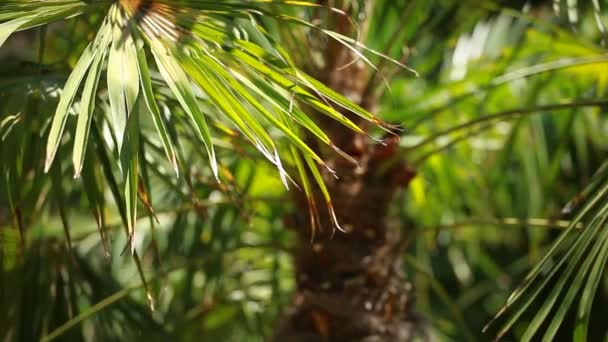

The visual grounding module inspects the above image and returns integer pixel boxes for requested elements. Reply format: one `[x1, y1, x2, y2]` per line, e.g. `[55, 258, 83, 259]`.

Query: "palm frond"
[484, 161, 608, 341]
[0, 0, 402, 242]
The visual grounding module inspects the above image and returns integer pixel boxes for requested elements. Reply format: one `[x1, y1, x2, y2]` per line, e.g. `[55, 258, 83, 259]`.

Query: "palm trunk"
[274, 4, 418, 341]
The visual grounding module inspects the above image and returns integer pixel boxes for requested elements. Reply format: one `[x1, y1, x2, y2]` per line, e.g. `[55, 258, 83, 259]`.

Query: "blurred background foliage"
[2, 0, 608, 341]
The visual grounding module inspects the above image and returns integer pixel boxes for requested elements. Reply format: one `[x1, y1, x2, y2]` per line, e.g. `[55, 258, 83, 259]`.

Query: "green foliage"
[389, 2, 608, 340]
[2, 0, 608, 341]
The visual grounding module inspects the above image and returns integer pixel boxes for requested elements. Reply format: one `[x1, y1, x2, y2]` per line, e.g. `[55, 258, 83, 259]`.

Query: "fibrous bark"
[274, 3, 418, 341]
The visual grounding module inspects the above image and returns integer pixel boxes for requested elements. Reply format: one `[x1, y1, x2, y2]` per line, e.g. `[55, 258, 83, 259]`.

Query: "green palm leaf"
[1, 0, 402, 243]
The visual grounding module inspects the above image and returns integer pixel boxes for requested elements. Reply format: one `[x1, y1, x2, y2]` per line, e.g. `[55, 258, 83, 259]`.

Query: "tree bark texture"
[274, 3, 418, 341]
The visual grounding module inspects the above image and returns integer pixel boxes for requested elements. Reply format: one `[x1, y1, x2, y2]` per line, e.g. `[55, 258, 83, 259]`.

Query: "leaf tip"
[147, 292, 156, 312]
[73, 166, 83, 179]
[44, 158, 53, 174]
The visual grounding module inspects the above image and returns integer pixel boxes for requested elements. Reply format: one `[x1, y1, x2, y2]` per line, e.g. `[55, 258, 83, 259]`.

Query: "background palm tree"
[2, 0, 608, 341]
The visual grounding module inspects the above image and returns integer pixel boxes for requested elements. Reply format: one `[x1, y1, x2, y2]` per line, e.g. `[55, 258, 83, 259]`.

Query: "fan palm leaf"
[0, 0, 405, 250]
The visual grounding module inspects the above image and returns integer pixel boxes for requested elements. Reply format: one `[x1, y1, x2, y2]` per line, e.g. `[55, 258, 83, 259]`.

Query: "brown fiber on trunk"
[274, 3, 418, 341]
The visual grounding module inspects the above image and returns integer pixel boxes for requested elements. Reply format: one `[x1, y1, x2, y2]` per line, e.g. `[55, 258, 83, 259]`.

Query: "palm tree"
[2, 0, 608, 341]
